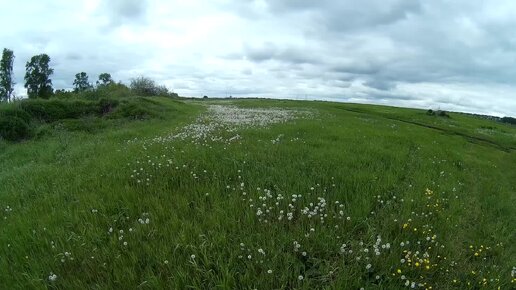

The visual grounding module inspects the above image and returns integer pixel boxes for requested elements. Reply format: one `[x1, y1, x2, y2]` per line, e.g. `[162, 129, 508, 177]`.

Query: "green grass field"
[0, 97, 515, 289]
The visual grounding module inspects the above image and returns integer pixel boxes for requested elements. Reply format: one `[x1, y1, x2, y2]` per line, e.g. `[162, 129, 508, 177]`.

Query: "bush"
[108, 97, 168, 120]
[130, 76, 175, 97]
[501, 117, 516, 125]
[97, 83, 132, 99]
[54, 89, 75, 99]
[0, 106, 32, 124]
[21, 98, 122, 121]
[111, 101, 156, 120]
[426, 109, 450, 118]
[98, 98, 119, 115]
[0, 116, 31, 141]
[20, 99, 101, 122]
[437, 110, 450, 117]
[78, 83, 132, 100]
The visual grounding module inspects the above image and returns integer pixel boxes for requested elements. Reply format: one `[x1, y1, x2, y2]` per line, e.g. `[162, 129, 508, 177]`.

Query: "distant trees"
[0, 48, 15, 102]
[97, 73, 114, 86]
[73, 72, 92, 92]
[426, 109, 449, 118]
[1, 49, 177, 99]
[501, 116, 516, 125]
[24, 54, 54, 99]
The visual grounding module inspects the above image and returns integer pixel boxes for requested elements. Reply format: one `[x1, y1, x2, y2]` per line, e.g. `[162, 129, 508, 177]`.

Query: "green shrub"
[501, 116, 516, 125]
[53, 89, 75, 99]
[54, 83, 133, 101]
[97, 83, 132, 99]
[129, 76, 177, 97]
[437, 110, 450, 118]
[111, 102, 156, 120]
[76, 90, 100, 100]
[98, 98, 119, 115]
[0, 106, 32, 123]
[426, 109, 450, 118]
[0, 116, 31, 141]
[20, 99, 100, 122]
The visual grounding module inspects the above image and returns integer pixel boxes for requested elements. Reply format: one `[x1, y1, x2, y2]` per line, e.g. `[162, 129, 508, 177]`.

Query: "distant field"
[0, 97, 515, 289]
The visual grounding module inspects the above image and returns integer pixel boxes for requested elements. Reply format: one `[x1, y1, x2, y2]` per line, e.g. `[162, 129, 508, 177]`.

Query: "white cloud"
[0, 0, 515, 116]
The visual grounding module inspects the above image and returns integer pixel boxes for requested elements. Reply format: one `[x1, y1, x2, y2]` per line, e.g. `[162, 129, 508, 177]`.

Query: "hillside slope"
[0, 98, 515, 289]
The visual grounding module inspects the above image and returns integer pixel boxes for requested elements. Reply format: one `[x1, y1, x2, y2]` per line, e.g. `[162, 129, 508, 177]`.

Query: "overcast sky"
[1, 0, 516, 116]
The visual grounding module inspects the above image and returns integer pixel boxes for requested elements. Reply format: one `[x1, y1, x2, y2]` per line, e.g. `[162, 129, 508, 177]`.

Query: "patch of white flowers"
[131, 105, 314, 147]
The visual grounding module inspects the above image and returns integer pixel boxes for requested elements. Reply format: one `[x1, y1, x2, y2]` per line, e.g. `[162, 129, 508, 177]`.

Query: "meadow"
[0, 97, 515, 289]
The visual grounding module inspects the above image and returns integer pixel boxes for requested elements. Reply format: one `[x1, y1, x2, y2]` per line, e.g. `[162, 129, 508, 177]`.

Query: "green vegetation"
[0, 95, 182, 142]
[24, 54, 54, 99]
[73, 72, 93, 93]
[0, 48, 15, 102]
[502, 116, 516, 125]
[0, 97, 515, 289]
[129, 76, 176, 97]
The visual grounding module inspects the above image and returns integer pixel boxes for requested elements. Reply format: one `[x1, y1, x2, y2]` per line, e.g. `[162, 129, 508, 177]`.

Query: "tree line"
[0, 48, 175, 101]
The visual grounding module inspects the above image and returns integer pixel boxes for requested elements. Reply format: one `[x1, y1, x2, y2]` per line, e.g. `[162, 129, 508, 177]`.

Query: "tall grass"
[0, 98, 514, 289]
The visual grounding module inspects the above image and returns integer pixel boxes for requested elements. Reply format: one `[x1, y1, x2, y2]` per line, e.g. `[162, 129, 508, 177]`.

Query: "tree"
[73, 72, 92, 92]
[0, 48, 15, 102]
[24, 54, 54, 99]
[97, 73, 113, 86]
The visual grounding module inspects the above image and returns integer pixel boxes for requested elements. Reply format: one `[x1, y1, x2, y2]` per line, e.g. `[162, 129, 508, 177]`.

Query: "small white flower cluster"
[372, 236, 390, 256]
[117, 229, 128, 246]
[293, 241, 302, 252]
[48, 272, 57, 282]
[138, 213, 150, 224]
[301, 197, 329, 223]
[403, 280, 419, 288]
[271, 134, 284, 144]
[3, 205, 12, 220]
[59, 251, 74, 263]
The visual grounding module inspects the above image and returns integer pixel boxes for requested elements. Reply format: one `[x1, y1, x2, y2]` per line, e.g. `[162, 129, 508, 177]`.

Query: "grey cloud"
[244, 43, 277, 62]
[65, 53, 82, 61]
[234, 0, 516, 89]
[317, 1, 422, 31]
[363, 80, 397, 91]
[242, 43, 320, 65]
[242, 68, 253, 75]
[248, 0, 422, 31]
[331, 63, 381, 76]
[100, 0, 148, 26]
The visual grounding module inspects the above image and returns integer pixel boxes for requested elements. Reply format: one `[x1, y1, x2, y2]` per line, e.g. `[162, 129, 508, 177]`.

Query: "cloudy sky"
[1, 0, 516, 116]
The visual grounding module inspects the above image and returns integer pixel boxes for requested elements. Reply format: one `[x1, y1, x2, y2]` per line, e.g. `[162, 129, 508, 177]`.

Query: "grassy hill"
[0, 97, 515, 289]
